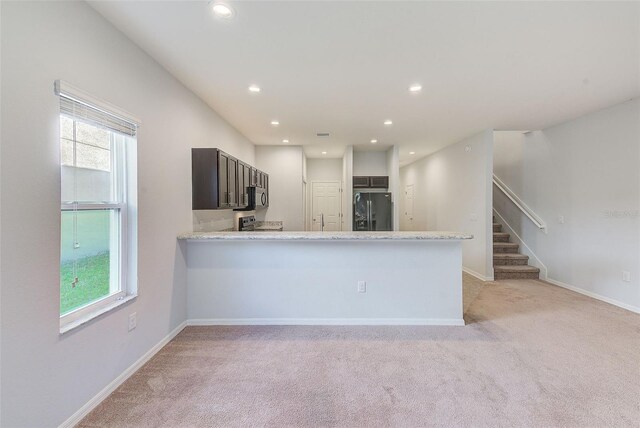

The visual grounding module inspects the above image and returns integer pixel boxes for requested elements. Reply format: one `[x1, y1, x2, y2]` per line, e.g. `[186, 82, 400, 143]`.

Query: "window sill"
[60, 294, 137, 335]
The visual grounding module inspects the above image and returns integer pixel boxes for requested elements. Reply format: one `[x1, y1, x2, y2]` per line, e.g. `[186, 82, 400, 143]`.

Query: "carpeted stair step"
[493, 232, 510, 242]
[493, 242, 519, 253]
[493, 223, 502, 232]
[493, 253, 529, 266]
[494, 265, 540, 280]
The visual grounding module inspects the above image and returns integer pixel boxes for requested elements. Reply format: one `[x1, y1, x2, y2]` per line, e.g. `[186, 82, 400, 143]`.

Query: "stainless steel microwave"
[248, 186, 268, 210]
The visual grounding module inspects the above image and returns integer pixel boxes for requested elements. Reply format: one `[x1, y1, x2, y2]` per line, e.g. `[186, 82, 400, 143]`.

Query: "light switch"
[357, 281, 366, 293]
[128, 312, 137, 331]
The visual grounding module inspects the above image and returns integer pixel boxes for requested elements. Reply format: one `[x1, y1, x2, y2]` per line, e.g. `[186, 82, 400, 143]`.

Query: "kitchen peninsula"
[179, 231, 472, 325]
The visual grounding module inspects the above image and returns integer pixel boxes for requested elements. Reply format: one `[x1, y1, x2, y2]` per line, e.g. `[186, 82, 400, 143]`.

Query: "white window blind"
[55, 80, 140, 137]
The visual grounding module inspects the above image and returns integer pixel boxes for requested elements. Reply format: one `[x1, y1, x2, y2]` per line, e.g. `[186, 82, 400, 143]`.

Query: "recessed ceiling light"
[321, 151, 327, 155]
[384, 120, 393, 126]
[271, 120, 280, 126]
[409, 84, 422, 93]
[248, 85, 261, 93]
[409, 151, 415, 155]
[211, 2, 234, 18]
[370, 139, 378, 144]
[282, 139, 289, 143]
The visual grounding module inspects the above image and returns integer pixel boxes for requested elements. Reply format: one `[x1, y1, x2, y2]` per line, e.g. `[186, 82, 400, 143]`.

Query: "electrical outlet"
[128, 312, 137, 331]
[357, 281, 366, 293]
[622, 271, 631, 282]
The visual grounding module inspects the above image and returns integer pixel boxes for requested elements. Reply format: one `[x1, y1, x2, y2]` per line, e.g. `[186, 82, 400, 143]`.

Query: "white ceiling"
[89, 1, 639, 165]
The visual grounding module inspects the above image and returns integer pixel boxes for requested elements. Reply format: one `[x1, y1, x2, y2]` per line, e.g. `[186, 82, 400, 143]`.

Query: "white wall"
[400, 130, 494, 280]
[494, 99, 640, 311]
[302, 153, 308, 230]
[255, 146, 304, 231]
[386, 146, 400, 230]
[307, 158, 343, 181]
[302, 152, 308, 183]
[342, 146, 354, 231]
[0, 2, 255, 426]
[353, 151, 388, 176]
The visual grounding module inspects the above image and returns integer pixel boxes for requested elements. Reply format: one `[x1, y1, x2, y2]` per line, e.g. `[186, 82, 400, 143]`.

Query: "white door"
[311, 181, 342, 231]
[404, 184, 414, 229]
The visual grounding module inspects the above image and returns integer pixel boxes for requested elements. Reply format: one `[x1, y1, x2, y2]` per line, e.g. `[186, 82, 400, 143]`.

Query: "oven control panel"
[239, 215, 256, 231]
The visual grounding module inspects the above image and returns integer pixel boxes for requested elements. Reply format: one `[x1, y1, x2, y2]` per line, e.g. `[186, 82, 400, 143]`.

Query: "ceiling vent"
[316, 132, 330, 137]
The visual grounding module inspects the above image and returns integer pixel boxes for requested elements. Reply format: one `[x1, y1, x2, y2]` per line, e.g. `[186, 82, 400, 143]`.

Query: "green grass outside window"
[60, 252, 110, 314]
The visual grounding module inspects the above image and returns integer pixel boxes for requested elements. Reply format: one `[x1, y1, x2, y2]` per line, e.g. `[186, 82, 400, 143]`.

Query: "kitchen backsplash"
[193, 210, 257, 232]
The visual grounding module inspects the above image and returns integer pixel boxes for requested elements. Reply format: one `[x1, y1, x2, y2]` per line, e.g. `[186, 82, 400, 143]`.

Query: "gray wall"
[0, 1, 255, 426]
[493, 99, 640, 311]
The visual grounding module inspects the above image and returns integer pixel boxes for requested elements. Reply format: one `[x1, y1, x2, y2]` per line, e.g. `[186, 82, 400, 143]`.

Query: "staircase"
[493, 217, 540, 280]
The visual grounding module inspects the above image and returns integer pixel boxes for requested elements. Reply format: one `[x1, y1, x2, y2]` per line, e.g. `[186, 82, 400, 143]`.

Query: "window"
[57, 81, 138, 331]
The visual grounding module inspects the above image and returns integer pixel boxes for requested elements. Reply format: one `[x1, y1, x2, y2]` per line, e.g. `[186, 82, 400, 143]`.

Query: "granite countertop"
[178, 231, 473, 241]
[254, 221, 284, 231]
[254, 225, 284, 231]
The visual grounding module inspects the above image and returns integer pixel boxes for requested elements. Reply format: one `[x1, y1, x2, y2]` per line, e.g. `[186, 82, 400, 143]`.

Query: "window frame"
[59, 204, 128, 325]
[56, 81, 139, 333]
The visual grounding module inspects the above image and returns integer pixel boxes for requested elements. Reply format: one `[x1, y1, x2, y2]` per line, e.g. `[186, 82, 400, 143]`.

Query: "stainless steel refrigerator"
[353, 192, 393, 231]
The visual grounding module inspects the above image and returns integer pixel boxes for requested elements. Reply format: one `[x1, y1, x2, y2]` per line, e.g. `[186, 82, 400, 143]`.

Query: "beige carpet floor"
[80, 275, 640, 427]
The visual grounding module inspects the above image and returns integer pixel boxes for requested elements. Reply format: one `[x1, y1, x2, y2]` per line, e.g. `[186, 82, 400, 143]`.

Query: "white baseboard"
[59, 321, 187, 428]
[462, 266, 493, 282]
[544, 278, 640, 314]
[188, 318, 466, 326]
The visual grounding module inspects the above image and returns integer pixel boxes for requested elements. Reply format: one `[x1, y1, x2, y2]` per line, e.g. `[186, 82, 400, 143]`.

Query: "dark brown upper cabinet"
[192, 148, 219, 210]
[192, 148, 267, 210]
[369, 176, 389, 189]
[249, 166, 257, 187]
[353, 176, 389, 189]
[353, 176, 370, 188]
[237, 161, 249, 208]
